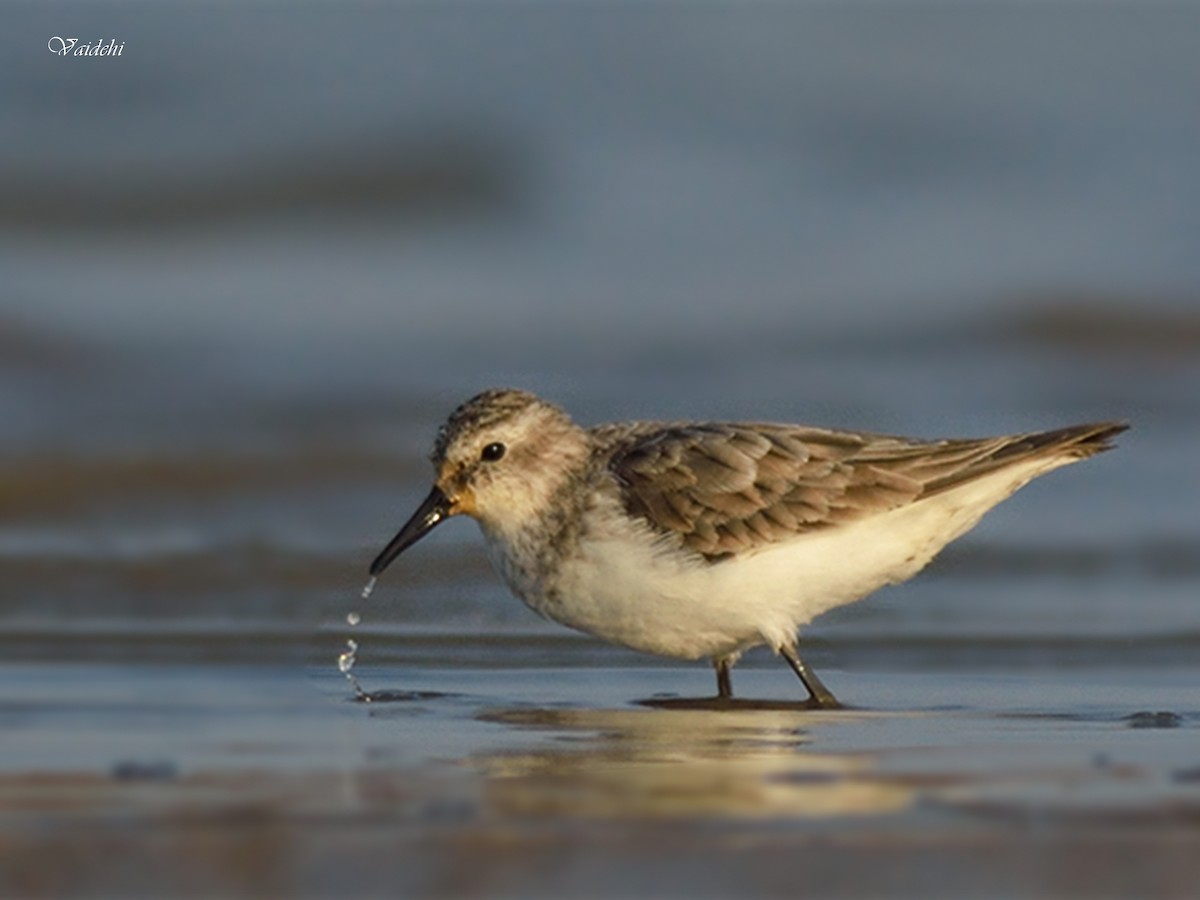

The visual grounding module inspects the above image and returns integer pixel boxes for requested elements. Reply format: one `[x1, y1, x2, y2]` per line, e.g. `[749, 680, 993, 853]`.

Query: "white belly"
[484, 460, 1066, 661]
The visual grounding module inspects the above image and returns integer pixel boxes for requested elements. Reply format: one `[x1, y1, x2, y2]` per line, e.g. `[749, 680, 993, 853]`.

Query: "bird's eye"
[481, 442, 506, 462]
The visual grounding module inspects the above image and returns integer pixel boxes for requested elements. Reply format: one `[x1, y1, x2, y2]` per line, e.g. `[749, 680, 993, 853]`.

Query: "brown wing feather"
[604, 420, 1126, 560]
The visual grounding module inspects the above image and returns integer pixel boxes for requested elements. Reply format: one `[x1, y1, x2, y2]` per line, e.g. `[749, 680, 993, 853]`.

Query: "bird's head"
[369, 388, 588, 577]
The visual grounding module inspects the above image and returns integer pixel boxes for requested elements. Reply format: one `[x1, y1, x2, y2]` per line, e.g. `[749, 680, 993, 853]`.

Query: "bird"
[368, 388, 1126, 707]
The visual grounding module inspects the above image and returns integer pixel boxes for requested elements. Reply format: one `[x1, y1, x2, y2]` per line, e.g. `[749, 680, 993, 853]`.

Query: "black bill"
[369, 486, 451, 577]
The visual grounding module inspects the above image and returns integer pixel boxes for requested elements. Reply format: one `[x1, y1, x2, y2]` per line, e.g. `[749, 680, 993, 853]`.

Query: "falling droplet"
[337, 636, 370, 701]
[337, 638, 357, 674]
[340, 578, 374, 701]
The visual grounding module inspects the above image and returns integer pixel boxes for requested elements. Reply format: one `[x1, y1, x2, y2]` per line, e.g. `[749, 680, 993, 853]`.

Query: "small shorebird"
[369, 389, 1125, 707]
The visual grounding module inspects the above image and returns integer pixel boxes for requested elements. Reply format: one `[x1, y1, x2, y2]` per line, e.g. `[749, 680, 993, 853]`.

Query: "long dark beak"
[369, 486, 452, 577]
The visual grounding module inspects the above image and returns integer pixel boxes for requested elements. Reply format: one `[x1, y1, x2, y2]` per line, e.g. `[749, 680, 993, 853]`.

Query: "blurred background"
[5, 6, 1200, 896]
[2, 2, 1198, 670]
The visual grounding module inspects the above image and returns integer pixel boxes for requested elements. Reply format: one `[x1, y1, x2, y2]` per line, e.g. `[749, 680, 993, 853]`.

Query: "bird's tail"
[919, 420, 1128, 497]
[993, 420, 1129, 463]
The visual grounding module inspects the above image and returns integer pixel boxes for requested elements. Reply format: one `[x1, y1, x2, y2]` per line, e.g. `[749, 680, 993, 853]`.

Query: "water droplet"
[337, 638, 358, 674]
[342, 581, 374, 701]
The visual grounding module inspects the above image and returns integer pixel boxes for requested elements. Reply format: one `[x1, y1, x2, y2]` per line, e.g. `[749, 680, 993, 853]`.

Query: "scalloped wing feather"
[604, 421, 1126, 560]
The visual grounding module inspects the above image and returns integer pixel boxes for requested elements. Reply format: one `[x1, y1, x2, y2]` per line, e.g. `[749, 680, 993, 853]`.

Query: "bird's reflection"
[474, 705, 915, 819]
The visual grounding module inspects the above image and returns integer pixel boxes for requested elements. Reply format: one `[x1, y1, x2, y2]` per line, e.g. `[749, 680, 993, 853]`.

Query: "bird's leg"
[779, 644, 841, 709]
[714, 657, 733, 700]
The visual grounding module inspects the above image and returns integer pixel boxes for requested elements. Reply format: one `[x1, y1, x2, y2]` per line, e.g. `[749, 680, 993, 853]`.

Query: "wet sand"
[3, 663, 1198, 899]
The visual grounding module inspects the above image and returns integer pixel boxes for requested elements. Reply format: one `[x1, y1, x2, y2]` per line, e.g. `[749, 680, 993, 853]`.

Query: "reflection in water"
[475, 706, 915, 819]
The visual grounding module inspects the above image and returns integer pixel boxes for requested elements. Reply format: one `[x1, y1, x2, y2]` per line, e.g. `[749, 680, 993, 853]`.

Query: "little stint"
[369, 389, 1126, 707]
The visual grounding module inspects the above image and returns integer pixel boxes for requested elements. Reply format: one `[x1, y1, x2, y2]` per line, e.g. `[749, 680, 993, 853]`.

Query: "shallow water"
[2, 662, 1199, 897]
[3, 321, 1198, 896]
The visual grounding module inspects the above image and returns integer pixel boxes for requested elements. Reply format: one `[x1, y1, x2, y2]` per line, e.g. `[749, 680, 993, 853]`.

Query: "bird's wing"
[602, 420, 1122, 560]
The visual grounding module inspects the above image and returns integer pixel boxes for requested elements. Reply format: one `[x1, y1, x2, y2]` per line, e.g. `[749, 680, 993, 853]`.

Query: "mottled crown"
[431, 388, 554, 463]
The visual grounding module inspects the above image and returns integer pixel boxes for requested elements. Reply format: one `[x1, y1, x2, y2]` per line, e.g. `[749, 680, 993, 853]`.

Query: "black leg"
[714, 658, 733, 699]
[779, 645, 841, 709]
